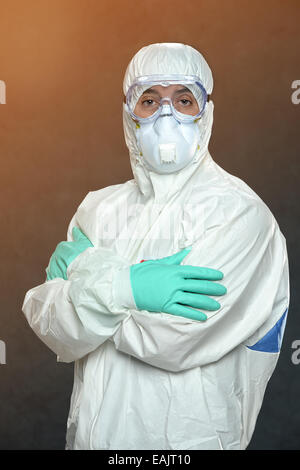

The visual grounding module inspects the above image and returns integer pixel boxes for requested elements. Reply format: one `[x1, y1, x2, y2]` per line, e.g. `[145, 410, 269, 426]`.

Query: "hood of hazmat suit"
[22, 43, 289, 450]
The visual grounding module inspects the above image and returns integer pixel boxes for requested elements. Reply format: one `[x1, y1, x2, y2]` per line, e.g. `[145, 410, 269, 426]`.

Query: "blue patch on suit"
[247, 308, 288, 353]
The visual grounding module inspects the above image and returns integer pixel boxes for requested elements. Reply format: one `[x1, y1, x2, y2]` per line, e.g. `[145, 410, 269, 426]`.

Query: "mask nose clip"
[156, 104, 181, 126]
[159, 103, 173, 118]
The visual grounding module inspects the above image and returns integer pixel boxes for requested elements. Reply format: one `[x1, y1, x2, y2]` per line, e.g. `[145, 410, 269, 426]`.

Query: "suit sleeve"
[22, 216, 132, 363]
[110, 199, 290, 371]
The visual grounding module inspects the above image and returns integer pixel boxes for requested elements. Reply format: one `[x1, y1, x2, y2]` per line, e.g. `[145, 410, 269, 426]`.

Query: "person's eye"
[180, 98, 192, 106]
[142, 99, 155, 106]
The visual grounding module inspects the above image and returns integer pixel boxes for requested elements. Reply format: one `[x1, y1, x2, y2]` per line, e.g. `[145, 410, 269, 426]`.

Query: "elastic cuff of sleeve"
[113, 266, 137, 310]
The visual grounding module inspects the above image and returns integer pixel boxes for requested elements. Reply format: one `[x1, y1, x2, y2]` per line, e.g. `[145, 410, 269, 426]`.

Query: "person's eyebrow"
[142, 86, 192, 95]
[173, 87, 193, 94]
[142, 88, 160, 95]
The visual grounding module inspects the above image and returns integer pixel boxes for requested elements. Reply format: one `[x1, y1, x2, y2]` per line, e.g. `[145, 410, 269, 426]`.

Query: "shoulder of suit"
[77, 179, 136, 212]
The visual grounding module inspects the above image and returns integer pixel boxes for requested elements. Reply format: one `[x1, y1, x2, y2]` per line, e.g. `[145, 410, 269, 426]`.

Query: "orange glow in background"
[0, 0, 299, 449]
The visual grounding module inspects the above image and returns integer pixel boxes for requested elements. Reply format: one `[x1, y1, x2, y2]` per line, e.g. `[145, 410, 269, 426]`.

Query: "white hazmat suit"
[22, 43, 289, 450]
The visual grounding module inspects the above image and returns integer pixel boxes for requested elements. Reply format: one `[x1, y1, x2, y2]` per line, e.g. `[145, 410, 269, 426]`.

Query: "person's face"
[134, 84, 200, 119]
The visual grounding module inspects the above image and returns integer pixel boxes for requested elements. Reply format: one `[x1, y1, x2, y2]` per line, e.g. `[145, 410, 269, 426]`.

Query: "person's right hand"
[130, 247, 227, 321]
[46, 227, 93, 281]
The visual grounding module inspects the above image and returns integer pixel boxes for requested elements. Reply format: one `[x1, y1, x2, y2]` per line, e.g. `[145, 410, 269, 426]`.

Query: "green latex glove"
[46, 227, 94, 281]
[130, 247, 227, 321]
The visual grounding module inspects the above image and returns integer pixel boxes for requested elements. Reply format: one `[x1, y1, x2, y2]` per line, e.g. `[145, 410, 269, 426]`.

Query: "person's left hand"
[46, 227, 94, 281]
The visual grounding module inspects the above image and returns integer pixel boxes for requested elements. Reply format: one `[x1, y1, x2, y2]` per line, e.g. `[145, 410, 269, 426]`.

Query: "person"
[22, 43, 289, 450]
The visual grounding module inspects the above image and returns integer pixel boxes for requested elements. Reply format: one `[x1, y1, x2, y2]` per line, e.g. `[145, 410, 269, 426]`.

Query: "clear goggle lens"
[125, 75, 208, 123]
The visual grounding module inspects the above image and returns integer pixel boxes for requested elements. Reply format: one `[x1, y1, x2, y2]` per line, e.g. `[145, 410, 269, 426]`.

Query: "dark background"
[0, 0, 299, 450]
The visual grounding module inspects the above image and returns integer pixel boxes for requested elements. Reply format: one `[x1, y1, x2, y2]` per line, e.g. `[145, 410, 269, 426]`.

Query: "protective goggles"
[125, 74, 208, 124]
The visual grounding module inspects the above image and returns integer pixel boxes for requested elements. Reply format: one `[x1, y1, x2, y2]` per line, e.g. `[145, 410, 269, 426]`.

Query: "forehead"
[142, 84, 192, 95]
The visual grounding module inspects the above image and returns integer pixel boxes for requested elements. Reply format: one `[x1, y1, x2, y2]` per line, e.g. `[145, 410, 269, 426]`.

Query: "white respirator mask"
[135, 104, 200, 174]
[125, 75, 208, 175]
